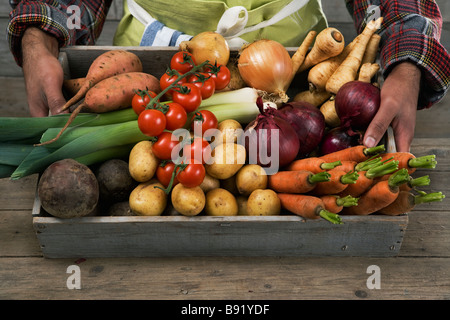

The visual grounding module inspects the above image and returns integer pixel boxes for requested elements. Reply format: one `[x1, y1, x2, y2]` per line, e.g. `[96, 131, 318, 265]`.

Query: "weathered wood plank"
[0, 256, 449, 300]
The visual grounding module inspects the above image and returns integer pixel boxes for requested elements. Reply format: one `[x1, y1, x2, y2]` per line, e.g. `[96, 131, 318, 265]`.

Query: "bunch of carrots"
[267, 145, 444, 224]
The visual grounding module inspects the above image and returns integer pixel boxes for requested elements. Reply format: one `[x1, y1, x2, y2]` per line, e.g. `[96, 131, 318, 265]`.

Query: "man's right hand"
[21, 27, 67, 117]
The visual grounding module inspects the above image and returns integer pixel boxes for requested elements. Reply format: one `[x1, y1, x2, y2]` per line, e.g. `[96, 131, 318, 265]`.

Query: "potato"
[205, 142, 246, 180]
[216, 119, 243, 144]
[236, 196, 249, 216]
[235, 164, 268, 196]
[129, 180, 167, 216]
[220, 175, 239, 195]
[96, 159, 136, 205]
[199, 173, 220, 194]
[171, 183, 206, 216]
[38, 159, 99, 218]
[205, 188, 238, 216]
[107, 201, 136, 216]
[247, 189, 281, 216]
[128, 140, 159, 182]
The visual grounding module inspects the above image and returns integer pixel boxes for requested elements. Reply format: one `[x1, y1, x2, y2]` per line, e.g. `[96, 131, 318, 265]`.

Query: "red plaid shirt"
[7, 0, 449, 109]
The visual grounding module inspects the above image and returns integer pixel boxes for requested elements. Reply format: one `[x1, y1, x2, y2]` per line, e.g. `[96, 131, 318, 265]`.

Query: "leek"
[199, 87, 260, 108]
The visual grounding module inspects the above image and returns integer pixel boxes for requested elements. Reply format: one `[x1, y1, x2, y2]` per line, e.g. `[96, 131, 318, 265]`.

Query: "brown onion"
[179, 31, 230, 66]
[238, 40, 293, 103]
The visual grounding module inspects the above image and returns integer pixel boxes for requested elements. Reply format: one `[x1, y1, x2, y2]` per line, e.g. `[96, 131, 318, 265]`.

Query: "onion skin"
[319, 127, 360, 156]
[238, 40, 292, 102]
[278, 101, 326, 157]
[179, 31, 230, 66]
[335, 81, 380, 130]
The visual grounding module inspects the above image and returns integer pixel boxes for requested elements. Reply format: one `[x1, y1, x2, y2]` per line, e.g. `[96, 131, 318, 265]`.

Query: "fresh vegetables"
[277, 101, 326, 157]
[179, 31, 230, 66]
[334, 80, 381, 130]
[277, 193, 343, 224]
[59, 50, 143, 113]
[298, 27, 345, 73]
[244, 99, 300, 169]
[238, 39, 293, 103]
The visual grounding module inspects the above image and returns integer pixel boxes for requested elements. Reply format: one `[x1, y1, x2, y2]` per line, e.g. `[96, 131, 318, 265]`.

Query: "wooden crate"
[32, 46, 407, 258]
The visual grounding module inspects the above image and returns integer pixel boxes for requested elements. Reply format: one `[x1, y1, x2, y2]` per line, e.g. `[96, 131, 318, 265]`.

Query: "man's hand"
[21, 27, 67, 117]
[363, 62, 421, 152]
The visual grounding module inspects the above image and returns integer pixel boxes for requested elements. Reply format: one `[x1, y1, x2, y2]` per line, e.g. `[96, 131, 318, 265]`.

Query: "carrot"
[361, 34, 381, 65]
[287, 157, 341, 173]
[358, 62, 380, 83]
[58, 50, 143, 113]
[37, 72, 160, 146]
[293, 89, 331, 107]
[342, 168, 410, 215]
[311, 168, 359, 196]
[308, 40, 355, 92]
[268, 170, 331, 194]
[277, 193, 343, 224]
[379, 152, 437, 174]
[378, 190, 445, 216]
[63, 77, 86, 96]
[298, 28, 345, 73]
[326, 17, 383, 94]
[321, 194, 359, 214]
[339, 159, 399, 197]
[319, 144, 385, 163]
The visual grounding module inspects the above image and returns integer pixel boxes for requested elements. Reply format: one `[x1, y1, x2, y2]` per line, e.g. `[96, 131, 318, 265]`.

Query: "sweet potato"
[63, 77, 86, 96]
[38, 72, 160, 146]
[59, 50, 143, 112]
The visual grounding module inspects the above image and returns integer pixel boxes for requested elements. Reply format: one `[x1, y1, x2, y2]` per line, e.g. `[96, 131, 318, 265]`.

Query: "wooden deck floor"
[1, 75, 449, 301]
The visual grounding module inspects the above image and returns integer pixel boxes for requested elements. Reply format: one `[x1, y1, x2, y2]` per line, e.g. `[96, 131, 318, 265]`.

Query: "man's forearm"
[21, 27, 60, 63]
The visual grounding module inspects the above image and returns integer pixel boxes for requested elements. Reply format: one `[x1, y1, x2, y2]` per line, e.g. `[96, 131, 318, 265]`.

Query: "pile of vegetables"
[0, 28, 445, 221]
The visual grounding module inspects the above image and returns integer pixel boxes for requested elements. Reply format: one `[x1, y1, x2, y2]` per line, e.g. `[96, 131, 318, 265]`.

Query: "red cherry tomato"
[137, 109, 166, 137]
[152, 131, 180, 161]
[204, 64, 231, 90]
[170, 51, 196, 74]
[164, 102, 188, 131]
[187, 72, 216, 99]
[156, 161, 179, 188]
[177, 163, 206, 188]
[181, 137, 212, 164]
[190, 110, 218, 138]
[172, 83, 202, 113]
[159, 72, 186, 98]
[131, 90, 158, 115]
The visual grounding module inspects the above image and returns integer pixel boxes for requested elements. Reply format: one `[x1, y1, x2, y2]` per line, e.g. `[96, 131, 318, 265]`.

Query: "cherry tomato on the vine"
[176, 163, 206, 188]
[152, 131, 180, 161]
[190, 110, 218, 137]
[181, 137, 212, 164]
[172, 83, 202, 113]
[131, 90, 158, 115]
[159, 72, 186, 98]
[204, 64, 231, 90]
[170, 51, 196, 74]
[187, 73, 216, 100]
[164, 102, 188, 131]
[156, 161, 179, 188]
[137, 109, 166, 137]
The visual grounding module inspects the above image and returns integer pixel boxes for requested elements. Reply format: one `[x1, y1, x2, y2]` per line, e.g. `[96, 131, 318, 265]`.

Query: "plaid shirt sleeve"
[7, 0, 112, 66]
[345, 0, 450, 109]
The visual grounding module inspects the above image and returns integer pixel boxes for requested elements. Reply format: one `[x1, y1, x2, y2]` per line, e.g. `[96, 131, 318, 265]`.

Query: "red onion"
[244, 98, 300, 169]
[278, 101, 325, 157]
[320, 127, 360, 156]
[335, 81, 380, 130]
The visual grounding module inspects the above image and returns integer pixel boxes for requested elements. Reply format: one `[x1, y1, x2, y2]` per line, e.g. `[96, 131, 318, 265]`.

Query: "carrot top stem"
[318, 209, 343, 224]
[340, 171, 359, 184]
[408, 175, 431, 188]
[321, 160, 342, 170]
[335, 195, 359, 207]
[365, 160, 399, 179]
[388, 168, 410, 188]
[414, 191, 445, 205]
[408, 155, 437, 169]
[363, 145, 385, 157]
[354, 156, 382, 172]
[308, 171, 332, 184]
